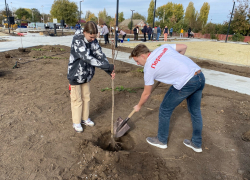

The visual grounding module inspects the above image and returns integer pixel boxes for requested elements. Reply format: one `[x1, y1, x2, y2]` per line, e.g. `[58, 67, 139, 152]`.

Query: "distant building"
[119, 19, 145, 30]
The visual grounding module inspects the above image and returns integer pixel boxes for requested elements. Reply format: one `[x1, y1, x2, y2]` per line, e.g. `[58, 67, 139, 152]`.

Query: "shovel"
[114, 81, 161, 138]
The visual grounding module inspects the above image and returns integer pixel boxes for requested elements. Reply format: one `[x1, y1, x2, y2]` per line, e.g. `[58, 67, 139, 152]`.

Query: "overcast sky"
[1, 0, 238, 24]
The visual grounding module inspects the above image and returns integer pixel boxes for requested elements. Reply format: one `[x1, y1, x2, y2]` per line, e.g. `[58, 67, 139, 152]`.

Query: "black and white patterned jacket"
[67, 30, 114, 85]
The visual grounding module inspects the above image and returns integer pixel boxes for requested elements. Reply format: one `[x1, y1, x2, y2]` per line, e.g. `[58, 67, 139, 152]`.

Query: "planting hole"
[97, 132, 135, 152]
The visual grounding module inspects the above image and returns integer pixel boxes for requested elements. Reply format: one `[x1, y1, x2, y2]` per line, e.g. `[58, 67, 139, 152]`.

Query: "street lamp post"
[225, 1, 235, 43]
[41, 5, 44, 23]
[130, 10, 135, 34]
[152, 0, 156, 40]
[115, 0, 119, 47]
[79, 0, 83, 24]
[11, 2, 13, 16]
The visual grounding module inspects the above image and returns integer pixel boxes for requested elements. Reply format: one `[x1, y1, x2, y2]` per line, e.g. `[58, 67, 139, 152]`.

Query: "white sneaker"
[81, 118, 95, 127]
[73, 123, 83, 133]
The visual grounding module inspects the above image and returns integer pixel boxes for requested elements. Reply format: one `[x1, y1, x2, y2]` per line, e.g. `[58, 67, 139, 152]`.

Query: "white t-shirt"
[144, 44, 201, 90]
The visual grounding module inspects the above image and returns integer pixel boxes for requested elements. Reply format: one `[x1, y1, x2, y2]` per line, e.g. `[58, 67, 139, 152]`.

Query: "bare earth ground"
[0, 45, 250, 180]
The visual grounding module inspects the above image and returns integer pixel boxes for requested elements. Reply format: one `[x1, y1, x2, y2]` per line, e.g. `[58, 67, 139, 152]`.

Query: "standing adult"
[143, 24, 148, 42]
[163, 26, 169, 42]
[97, 23, 102, 39]
[188, 28, 191, 38]
[157, 25, 161, 41]
[133, 26, 139, 41]
[170, 27, 173, 37]
[101, 23, 109, 44]
[129, 43, 205, 153]
[153, 26, 157, 41]
[180, 28, 184, 38]
[147, 25, 152, 41]
[67, 21, 115, 133]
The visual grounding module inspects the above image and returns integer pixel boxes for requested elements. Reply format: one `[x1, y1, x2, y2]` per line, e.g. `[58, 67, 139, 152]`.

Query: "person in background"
[170, 27, 173, 37]
[147, 25, 152, 41]
[129, 43, 205, 153]
[190, 31, 194, 38]
[133, 26, 137, 40]
[163, 25, 169, 42]
[157, 25, 161, 41]
[97, 23, 101, 39]
[153, 26, 157, 41]
[67, 21, 115, 133]
[188, 27, 191, 38]
[180, 28, 184, 38]
[101, 23, 109, 44]
[143, 24, 148, 42]
[75, 23, 81, 30]
[119, 29, 127, 41]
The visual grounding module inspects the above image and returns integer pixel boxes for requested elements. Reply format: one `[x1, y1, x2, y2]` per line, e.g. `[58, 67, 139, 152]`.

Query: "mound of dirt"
[68, 139, 180, 180]
[28, 51, 45, 58]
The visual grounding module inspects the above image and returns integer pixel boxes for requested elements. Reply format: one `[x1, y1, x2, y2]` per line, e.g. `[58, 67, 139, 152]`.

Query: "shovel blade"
[115, 124, 130, 138]
[114, 117, 130, 138]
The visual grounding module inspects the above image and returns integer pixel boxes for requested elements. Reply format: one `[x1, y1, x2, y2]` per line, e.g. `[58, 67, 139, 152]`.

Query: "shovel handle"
[128, 109, 136, 118]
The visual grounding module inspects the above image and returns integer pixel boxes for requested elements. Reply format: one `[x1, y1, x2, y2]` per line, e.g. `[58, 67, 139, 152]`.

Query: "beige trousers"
[70, 83, 90, 124]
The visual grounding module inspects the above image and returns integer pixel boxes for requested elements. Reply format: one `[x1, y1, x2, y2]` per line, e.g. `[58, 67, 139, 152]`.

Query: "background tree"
[30, 8, 41, 22]
[132, 12, 146, 21]
[128, 20, 133, 30]
[85, 10, 97, 22]
[231, 0, 250, 35]
[198, 2, 210, 28]
[118, 12, 125, 23]
[50, 0, 78, 26]
[147, 0, 155, 25]
[15, 8, 31, 20]
[98, 8, 108, 23]
[184, 2, 196, 28]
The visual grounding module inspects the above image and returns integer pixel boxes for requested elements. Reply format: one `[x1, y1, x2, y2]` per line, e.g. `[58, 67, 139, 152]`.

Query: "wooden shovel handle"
[128, 109, 136, 118]
[128, 81, 161, 119]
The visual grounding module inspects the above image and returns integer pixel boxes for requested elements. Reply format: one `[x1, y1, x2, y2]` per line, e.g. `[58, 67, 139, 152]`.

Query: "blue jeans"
[157, 33, 160, 40]
[148, 34, 151, 40]
[157, 72, 205, 148]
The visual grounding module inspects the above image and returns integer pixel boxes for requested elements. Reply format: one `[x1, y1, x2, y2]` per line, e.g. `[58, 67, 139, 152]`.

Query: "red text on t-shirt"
[151, 48, 168, 69]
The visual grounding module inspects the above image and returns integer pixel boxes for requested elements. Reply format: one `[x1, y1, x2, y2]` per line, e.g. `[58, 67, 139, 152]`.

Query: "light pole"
[10, 2, 13, 16]
[225, 1, 235, 43]
[115, 0, 119, 47]
[79, 0, 83, 24]
[130, 10, 135, 34]
[41, 5, 44, 23]
[152, 0, 156, 40]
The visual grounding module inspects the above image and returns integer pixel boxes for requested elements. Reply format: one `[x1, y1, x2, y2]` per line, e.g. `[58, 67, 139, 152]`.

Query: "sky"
[1, 0, 239, 24]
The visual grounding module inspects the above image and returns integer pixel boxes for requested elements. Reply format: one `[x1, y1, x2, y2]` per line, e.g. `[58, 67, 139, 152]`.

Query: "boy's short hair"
[129, 44, 150, 58]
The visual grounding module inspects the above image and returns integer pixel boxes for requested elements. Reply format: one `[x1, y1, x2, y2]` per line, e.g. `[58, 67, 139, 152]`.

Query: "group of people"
[67, 21, 205, 153]
[132, 24, 174, 42]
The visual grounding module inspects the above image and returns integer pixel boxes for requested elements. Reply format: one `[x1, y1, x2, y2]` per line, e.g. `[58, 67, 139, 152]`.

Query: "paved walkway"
[0, 33, 249, 96]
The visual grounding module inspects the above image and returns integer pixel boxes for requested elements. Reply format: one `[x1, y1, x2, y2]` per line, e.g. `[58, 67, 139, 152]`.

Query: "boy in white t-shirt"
[129, 44, 205, 153]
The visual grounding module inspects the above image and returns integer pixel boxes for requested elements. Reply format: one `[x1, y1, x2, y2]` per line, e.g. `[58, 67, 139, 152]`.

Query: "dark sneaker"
[146, 137, 167, 149]
[183, 139, 202, 152]
[81, 118, 94, 127]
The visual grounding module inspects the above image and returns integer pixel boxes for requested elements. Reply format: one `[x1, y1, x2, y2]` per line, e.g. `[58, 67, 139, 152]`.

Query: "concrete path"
[0, 33, 249, 96]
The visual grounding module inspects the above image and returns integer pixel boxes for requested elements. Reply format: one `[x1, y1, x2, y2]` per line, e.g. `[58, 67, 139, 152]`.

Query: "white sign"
[53, 18, 57, 23]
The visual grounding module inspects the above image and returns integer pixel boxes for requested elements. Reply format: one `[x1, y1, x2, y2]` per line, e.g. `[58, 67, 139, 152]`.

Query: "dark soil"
[0, 45, 250, 180]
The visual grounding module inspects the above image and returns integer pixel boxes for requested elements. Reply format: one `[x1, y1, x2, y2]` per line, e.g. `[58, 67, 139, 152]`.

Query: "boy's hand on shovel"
[134, 104, 141, 112]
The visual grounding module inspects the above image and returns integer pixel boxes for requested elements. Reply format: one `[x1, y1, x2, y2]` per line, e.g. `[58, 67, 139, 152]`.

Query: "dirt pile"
[67, 139, 180, 180]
